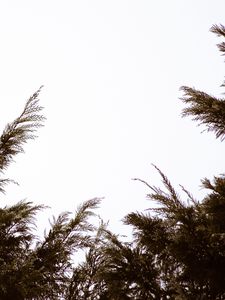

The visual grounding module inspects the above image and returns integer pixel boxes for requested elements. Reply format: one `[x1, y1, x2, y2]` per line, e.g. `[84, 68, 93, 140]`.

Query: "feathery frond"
[0, 86, 45, 194]
[28, 198, 102, 298]
[180, 86, 225, 140]
[210, 24, 225, 55]
[133, 165, 184, 217]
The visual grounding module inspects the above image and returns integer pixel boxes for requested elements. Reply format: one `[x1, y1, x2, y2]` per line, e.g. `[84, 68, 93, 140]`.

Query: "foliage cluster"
[1, 24, 225, 299]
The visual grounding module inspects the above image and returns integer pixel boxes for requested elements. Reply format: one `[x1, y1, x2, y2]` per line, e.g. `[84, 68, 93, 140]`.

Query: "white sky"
[0, 1, 225, 236]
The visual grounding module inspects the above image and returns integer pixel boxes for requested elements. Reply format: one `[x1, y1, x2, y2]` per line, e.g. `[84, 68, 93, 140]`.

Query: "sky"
[0, 1, 225, 236]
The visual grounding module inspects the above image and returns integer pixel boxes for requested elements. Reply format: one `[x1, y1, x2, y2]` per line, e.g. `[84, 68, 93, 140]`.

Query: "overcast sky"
[1, 1, 225, 235]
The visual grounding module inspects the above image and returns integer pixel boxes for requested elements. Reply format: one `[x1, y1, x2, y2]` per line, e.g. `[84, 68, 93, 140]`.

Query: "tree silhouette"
[1, 23, 225, 299]
[0, 89, 102, 299]
[68, 24, 225, 299]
